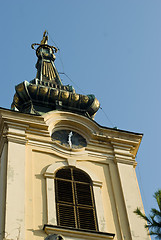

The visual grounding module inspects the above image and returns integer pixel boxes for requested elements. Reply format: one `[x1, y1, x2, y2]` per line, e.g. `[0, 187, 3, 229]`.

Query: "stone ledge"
[43, 225, 115, 240]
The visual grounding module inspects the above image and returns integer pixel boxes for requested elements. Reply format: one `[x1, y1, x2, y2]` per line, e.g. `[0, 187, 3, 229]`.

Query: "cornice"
[0, 109, 142, 165]
[0, 109, 48, 132]
[1, 123, 27, 146]
[43, 111, 142, 163]
[44, 225, 115, 240]
[5, 136, 28, 145]
[0, 109, 49, 145]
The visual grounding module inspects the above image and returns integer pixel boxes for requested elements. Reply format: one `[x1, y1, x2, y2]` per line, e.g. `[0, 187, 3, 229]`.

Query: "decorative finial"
[31, 31, 58, 53]
[40, 30, 48, 45]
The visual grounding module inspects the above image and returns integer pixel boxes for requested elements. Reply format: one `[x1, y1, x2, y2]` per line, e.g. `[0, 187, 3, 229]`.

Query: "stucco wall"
[0, 109, 150, 240]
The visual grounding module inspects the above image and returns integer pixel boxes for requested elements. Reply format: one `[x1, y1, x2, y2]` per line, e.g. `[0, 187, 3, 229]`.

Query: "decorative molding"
[67, 158, 76, 166]
[93, 180, 103, 187]
[44, 225, 115, 240]
[87, 152, 113, 160]
[5, 136, 27, 145]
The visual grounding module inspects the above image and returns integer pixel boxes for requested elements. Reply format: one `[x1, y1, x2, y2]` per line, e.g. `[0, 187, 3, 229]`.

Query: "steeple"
[1, 31, 150, 240]
[11, 31, 100, 118]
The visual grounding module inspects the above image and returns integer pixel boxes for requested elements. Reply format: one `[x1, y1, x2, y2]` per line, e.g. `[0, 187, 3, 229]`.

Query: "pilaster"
[1, 116, 28, 240]
[111, 139, 150, 240]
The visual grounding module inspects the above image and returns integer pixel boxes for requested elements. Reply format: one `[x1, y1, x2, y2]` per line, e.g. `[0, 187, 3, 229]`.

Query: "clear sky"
[1, 1, 161, 239]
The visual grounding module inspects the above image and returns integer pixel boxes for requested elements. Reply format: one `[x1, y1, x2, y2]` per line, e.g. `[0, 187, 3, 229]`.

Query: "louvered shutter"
[55, 167, 98, 231]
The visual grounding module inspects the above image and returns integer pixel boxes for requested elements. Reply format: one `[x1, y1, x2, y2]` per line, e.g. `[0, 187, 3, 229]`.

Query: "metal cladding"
[11, 31, 100, 119]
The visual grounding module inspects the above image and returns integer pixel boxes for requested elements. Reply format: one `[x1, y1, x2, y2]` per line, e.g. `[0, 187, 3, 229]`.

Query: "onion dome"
[11, 31, 100, 119]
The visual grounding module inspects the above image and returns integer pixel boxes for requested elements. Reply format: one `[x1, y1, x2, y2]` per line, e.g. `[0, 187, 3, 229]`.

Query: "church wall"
[0, 110, 150, 240]
[24, 146, 134, 240]
[0, 31, 152, 240]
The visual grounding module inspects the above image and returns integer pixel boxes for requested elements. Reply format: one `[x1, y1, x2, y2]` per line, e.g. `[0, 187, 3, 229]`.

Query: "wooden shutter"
[55, 167, 98, 231]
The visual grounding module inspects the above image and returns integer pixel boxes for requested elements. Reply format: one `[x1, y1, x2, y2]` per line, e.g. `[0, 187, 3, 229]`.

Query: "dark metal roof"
[11, 31, 100, 119]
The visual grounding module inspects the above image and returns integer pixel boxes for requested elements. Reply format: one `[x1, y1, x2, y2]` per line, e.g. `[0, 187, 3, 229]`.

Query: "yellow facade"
[0, 108, 150, 240]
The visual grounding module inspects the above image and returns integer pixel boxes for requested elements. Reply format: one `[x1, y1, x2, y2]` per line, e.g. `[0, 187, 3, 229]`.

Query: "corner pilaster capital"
[2, 123, 28, 145]
[109, 139, 137, 166]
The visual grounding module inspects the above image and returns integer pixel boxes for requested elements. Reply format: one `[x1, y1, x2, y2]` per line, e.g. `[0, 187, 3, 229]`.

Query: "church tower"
[0, 32, 150, 240]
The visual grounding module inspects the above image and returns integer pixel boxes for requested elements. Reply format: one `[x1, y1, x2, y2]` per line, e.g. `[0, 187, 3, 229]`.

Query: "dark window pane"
[78, 207, 97, 230]
[73, 168, 91, 183]
[58, 204, 76, 228]
[76, 183, 93, 206]
[56, 180, 73, 203]
[56, 168, 72, 180]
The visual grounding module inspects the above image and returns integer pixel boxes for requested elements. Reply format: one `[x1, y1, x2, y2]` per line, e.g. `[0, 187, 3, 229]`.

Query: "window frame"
[44, 161, 107, 232]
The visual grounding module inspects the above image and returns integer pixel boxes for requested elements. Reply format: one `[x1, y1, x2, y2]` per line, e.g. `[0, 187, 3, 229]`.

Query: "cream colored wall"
[26, 149, 64, 240]
[25, 149, 120, 240]
[5, 140, 26, 240]
[25, 149, 148, 240]
[0, 109, 151, 240]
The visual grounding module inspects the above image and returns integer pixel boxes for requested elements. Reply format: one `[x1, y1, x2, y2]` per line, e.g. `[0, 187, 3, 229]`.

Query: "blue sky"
[1, 1, 161, 239]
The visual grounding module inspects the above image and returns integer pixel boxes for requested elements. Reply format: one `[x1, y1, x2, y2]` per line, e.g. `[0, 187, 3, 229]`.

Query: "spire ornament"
[31, 30, 58, 53]
[40, 30, 48, 45]
[11, 31, 100, 119]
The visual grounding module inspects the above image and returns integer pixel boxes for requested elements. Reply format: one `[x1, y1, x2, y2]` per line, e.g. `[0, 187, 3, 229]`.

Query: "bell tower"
[0, 32, 150, 240]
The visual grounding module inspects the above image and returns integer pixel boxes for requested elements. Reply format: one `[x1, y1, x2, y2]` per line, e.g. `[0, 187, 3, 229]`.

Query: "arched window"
[55, 167, 98, 231]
